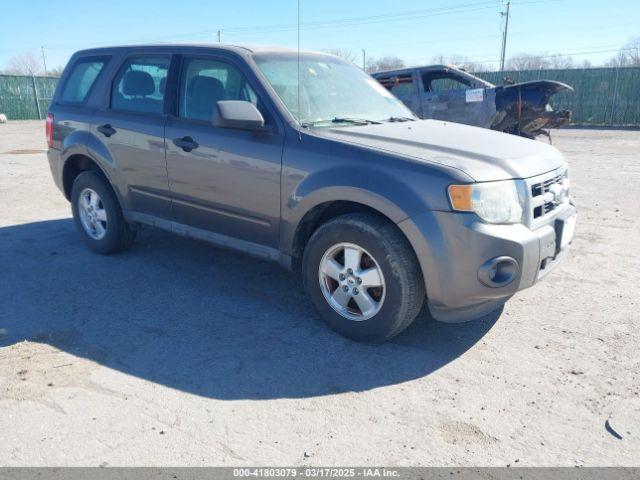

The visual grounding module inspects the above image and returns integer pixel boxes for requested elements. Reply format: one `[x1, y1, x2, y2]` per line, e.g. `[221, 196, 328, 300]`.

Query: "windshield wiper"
[386, 116, 416, 122]
[331, 117, 383, 125]
[301, 117, 382, 127]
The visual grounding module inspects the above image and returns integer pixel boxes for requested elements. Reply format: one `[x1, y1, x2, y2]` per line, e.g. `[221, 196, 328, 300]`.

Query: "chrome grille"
[530, 171, 569, 220]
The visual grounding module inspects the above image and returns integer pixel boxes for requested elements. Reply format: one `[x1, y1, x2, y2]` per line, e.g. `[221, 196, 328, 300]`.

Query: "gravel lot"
[0, 121, 638, 466]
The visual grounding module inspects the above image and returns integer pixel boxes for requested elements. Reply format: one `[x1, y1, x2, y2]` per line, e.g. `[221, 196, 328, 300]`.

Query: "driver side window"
[179, 58, 259, 122]
[421, 72, 471, 93]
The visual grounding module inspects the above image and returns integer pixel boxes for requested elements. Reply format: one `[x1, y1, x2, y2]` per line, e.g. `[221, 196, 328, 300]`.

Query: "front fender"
[280, 165, 428, 256]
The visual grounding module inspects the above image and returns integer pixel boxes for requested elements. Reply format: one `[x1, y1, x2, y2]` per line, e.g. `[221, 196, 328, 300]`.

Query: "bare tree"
[322, 49, 358, 64]
[505, 53, 550, 71]
[625, 37, 640, 66]
[366, 55, 405, 73]
[546, 54, 575, 70]
[605, 51, 628, 67]
[47, 66, 65, 77]
[5, 52, 41, 75]
[606, 37, 640, 67]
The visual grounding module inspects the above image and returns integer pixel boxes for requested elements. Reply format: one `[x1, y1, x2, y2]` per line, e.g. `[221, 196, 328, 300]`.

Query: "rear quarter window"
[60, 58, 108, 103]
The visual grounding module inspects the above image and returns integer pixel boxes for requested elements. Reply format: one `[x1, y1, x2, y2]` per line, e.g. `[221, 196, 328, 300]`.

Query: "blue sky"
[0, 0, 637, 71]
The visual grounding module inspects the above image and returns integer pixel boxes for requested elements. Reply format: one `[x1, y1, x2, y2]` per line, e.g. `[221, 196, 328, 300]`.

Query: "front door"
[165, 55, 284, 248]
[420, 70, 492, 127]
[91, 54, 172, 218]
[375, 73, 421, 116]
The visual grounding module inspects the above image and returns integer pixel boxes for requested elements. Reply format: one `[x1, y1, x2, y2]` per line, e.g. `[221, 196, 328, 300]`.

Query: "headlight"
[448, 180, 524, 224]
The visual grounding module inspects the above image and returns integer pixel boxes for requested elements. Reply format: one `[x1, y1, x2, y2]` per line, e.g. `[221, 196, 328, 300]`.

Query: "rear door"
[91, 54, 172, 218]
[164, 54, 284, 248]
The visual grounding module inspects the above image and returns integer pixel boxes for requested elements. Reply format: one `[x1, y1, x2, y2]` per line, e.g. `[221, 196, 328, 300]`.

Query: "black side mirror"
[212, 100, 266, 131]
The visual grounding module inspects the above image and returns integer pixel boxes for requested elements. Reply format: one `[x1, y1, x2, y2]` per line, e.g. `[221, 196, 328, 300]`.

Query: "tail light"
[46, 113, 54, 148]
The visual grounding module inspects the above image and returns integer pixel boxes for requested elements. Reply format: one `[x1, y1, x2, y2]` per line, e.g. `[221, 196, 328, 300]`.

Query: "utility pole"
[41, 46, 47, 75]
[499, 0, 511, 73]
[217, 30, 222, 43]
[362, 49, 366, 71]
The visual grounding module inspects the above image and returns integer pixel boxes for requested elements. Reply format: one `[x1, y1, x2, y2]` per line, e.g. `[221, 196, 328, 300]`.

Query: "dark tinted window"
[60, 58, 107, 103]
[377, 75, 414, 97]
[422, 72, 471, 92]
[179, 58, 257, 122]
[111, 56, 170, 114]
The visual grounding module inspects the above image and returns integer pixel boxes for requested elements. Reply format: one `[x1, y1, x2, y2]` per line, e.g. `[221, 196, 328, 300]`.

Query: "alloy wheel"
[318, 242, 386, 321]
[78, 188, 108, 240]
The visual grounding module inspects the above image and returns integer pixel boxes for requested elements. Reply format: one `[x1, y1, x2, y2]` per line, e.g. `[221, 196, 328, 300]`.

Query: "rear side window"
[422, 72, 471, 92]
[60, 58, 107, 103]
[179, 57, 258, 122]
[377, 75, 414, 97]
[111, 56, 170, 114]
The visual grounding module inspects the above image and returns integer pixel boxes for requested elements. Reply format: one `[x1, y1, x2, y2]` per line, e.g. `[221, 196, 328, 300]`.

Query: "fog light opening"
[478, 256, 519, 288]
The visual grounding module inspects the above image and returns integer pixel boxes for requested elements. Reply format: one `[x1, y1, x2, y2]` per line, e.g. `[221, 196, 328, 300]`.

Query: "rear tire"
[302, 213, 425, 342]
[70, 171, 135, 254]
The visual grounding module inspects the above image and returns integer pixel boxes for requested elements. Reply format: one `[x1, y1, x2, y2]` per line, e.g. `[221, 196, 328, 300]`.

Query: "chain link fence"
[476, 66, 640, 127]
[0, 66, 639, 125]
[0, 74, 59, 120]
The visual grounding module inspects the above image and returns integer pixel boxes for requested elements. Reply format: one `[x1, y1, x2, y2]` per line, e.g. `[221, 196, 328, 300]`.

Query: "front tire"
[302, 213, 425, 342]
[70, 171, 135, 254]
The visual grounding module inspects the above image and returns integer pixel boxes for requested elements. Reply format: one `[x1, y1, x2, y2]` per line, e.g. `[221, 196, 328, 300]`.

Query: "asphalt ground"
[0, 122, 638, 465]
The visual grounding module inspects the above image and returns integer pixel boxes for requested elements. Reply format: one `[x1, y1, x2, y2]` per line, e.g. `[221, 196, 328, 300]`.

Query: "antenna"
[297, 0, 302, 140]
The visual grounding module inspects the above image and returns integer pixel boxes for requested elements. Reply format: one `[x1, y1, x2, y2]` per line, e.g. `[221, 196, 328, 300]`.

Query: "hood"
[314, 119, 567, 182]
[503, 79, 573, 95]
[499, 80, 573, 105]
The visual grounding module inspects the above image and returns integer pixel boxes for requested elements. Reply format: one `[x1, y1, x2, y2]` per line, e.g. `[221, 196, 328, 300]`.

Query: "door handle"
[173, 136, 199, 152]
[97, 124, 116, 137]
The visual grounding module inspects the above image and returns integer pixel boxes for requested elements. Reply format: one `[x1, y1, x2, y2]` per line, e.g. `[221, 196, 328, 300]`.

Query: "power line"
[115, 1, 505, 45]
[300, 21, 637, 54]
[404, 45, 638, 67]
[220, 0, 565, 37]
[0, 0, 574, 54]
[223, 1, 501, 34]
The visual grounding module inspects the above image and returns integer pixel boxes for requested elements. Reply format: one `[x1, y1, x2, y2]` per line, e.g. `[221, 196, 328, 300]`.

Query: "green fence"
[1, 66, 639, 125]
[477, 66, 640, 127]
[0, 74, 59, 120]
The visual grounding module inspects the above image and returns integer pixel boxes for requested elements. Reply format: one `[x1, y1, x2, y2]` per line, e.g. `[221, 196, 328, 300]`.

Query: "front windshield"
[253, 52, 415, 127]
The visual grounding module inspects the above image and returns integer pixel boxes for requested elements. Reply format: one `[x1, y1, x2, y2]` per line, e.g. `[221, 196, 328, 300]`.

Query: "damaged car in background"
[373, 64, 573, 140]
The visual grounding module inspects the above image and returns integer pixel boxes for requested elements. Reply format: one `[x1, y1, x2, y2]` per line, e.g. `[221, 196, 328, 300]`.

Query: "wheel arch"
[62, 154, 107, 199]
[61, 153, 126, 217]
[284, 187, 420, 272]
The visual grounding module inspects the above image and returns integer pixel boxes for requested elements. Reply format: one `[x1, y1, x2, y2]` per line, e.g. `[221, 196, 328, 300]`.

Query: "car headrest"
[122, 70, 155, 96]
[186, 76, 226, 120]
[189, 76, 225, 101]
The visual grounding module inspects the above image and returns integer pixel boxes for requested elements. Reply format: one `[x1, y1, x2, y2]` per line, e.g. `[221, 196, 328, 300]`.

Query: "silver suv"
[46, 44, 576, 342]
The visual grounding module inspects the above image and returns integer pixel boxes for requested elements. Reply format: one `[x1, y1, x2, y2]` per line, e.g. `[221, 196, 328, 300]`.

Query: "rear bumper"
[47, 148, 64, 195]
[398, 204, 576, 322]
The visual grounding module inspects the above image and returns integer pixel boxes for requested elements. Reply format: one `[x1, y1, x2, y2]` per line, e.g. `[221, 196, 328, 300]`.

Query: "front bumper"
[398, 203, 576, 322]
